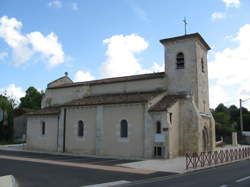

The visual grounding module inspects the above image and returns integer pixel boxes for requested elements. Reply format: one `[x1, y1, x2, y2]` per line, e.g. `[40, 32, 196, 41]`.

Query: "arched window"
[201, 58, 205, 73]
[156, 121, 161, 134]
[176, 52, 185, 69]
[41, 121, 46, 135]
[78, 120, 84, 137]
[120, 120, 128, 138]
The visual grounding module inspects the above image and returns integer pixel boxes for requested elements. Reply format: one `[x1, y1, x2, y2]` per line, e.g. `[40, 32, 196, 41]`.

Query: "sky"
[0, 0, 250, 109]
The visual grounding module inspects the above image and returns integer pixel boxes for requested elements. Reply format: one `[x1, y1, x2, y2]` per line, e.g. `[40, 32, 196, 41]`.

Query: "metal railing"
[185, 147, 250, 169]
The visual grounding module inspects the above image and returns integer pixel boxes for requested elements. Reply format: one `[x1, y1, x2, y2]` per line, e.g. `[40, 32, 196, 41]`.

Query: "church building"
[26, 33, 216, 159]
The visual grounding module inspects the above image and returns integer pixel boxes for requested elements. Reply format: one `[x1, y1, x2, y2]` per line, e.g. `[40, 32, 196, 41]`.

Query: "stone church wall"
[64, 106, 97, 155]
[164, 38, 197, 95]
[26, 115, 58, 152]
[179, 98, 201, 155]
[168, 101, 180, 158]
[91, 78, 167, 95]
[41, 77, 167, 108]
[101, 104, 145, 158]
[195, 41, 210, 112]
[41, 85, 91, 108]
[148, 112, 169, 158]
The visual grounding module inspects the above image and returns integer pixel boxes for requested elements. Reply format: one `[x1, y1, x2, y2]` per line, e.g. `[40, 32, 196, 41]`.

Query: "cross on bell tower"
[183, 17, 187, 35]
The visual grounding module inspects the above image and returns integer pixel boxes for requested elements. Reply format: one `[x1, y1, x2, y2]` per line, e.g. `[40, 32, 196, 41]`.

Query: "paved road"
[0, 150, 173, 187]
[0, 150, 140, 166]
[124, 159, 250, 187]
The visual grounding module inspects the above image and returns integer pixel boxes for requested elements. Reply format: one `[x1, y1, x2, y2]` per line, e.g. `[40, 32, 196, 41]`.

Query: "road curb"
[0, 175, 17, 187]
[115, 159, 250, 186]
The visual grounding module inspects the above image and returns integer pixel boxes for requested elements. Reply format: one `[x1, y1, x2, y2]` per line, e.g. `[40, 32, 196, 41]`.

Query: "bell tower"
[160, 33, 211, 113]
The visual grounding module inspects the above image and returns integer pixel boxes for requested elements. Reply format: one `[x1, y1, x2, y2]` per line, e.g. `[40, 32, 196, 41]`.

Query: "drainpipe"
[56, 115, 59, 151]
[63, 108, 67, 153]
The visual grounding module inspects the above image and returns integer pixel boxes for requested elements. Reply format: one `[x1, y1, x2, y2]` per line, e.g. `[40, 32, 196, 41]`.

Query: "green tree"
[212, 103, 250, 138]
[0, 94, 14, 141]
[19, 87, 43, 109]
[243, 114, 250, 131]
[213, 112, 230, 125]
[215, 103, 228, 113]
[213, 104, 235, 137]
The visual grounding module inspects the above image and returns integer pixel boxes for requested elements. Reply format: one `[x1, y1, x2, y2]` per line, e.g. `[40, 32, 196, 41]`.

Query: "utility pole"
[240, 98, 250, 133]
[240, 99, 243, 132]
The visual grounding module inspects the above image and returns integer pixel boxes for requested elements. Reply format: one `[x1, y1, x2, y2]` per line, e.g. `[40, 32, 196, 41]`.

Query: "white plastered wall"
[26, 115, 58, 152]
[179, 98, 201, 155]
[42, 77, 167, 108]
[64, 106, 97, 155]
[149, 112, 169, 158]
[167, 101, 180, 158]
[164, 39, 197, 96]
[41, 86, 90, 108]
[101, 104, 145, 158]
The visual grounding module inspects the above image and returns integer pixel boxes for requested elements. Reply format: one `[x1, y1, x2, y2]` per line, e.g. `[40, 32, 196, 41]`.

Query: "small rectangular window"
[41, 121, 45, 135]
[156, 121, 161, 134]
[78, 120, 84, 137]
[169, 113, 173, 124]
[120, 120, 128, 138]
[201, 59, 205, 73]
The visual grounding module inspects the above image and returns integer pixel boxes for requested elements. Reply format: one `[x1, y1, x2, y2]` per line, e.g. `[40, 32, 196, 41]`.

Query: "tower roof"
[160, 33, 211, 50]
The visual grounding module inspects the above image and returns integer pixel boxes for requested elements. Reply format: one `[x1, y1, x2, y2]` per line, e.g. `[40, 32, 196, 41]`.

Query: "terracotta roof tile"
[63, 91, 164, 107]
[48, 72, 165, 89]
[149, 94, 186, 112]
[160, 33, 211, 50]
[13, 108, 36, 117]
[26, 107, 60, 116]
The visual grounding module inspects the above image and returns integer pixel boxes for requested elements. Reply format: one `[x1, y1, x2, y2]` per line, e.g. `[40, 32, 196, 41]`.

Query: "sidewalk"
[118, 145, 250, 174]
[118, 157, 186, 173]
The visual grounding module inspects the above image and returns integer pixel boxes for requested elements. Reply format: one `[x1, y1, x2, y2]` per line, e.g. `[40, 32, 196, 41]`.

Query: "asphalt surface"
[0, 150, 173, 187]
[0, 150, 140, 166]
[124, 159, 250, 187]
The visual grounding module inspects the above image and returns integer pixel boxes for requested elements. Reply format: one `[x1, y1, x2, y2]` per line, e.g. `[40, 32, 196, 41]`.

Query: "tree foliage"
[0, 86, 43, 142]
[0, 95, 14, 141]
[19, 87, 43, 109]
[212, 103, 250, 137]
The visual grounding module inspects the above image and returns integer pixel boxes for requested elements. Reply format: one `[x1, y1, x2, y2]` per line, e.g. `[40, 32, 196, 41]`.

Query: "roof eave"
[160, 33, 211, 50]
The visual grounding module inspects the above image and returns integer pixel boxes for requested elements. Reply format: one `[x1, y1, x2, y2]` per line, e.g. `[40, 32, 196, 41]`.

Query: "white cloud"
[101, 34, 145, 77]
[211, 12, 225, 20]
[0, 16, 32, 66]
[48, 0, 62, 8]
[209, 85, 231, 109]
[0, 16, 65, 67]
[27, 32, 64, 67]
[71, 3, 79, 11]
[101, 34, 164, 78]
[0, 84, 25, 102]
[222, 0, 240, 8]
[0, 52, 8, 60]
[74, 71, 95, 82]
[151, 62, 164, 72]
[209, 24, 250, 109]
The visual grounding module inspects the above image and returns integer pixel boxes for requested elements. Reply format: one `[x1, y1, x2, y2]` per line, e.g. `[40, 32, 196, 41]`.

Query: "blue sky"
[0, 0, 250, 109]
